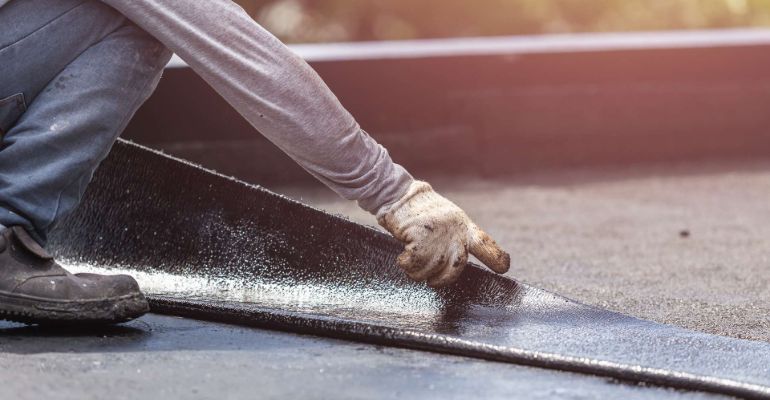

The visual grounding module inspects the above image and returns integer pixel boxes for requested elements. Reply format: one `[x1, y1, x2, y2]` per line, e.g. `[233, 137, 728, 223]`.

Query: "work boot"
[0, 226, 149, 325]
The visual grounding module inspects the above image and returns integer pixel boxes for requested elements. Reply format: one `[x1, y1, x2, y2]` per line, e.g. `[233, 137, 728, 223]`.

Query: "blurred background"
[130, 0, 770, 185]
[234, 0, 770, 43]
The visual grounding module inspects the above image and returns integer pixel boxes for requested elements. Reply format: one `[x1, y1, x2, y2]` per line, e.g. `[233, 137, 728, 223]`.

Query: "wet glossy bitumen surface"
[48, 140, 770, 398]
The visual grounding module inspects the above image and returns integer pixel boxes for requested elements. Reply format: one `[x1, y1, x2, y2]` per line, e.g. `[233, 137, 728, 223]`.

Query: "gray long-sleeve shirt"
[2, 0, 413, 213]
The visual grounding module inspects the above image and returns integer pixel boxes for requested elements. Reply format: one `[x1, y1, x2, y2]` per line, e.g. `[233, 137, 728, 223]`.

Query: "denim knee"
[82, 1, 173, 72]
[123, 24, 173, 74]
[52, 1, 172, 74]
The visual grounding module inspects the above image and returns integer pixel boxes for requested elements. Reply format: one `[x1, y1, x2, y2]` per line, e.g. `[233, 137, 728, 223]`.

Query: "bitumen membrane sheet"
[38, 140, 770, 398]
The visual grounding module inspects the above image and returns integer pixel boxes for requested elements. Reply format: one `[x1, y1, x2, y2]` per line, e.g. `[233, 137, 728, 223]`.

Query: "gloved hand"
[377, 180, 510, 287]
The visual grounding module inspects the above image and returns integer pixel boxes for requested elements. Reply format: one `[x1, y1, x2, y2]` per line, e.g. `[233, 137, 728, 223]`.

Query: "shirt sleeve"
[101, 0, 413, 213]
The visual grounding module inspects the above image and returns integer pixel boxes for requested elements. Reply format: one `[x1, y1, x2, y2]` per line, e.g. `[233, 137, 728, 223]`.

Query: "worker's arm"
[101, 0, 509, 286]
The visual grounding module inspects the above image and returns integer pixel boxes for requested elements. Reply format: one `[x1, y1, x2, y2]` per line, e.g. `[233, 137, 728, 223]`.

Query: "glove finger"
[468, 224, 510, 274]
[427, 246, 468, 288]
[409, 245, 451, 282]
[396, 245, 428, 275]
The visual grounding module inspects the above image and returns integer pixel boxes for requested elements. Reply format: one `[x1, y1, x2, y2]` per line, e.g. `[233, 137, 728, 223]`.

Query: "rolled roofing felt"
[49, 140, 770, 399]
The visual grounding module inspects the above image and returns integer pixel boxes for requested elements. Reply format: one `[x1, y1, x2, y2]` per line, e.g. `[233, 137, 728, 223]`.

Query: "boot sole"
[0, 291, 149, 326]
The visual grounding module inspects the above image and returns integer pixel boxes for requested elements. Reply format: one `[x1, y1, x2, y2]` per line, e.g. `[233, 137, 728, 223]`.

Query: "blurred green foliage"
[234, 0, 770, 43]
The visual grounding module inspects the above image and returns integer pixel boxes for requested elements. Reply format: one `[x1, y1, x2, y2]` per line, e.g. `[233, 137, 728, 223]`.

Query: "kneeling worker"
[0, 0, 510, 325]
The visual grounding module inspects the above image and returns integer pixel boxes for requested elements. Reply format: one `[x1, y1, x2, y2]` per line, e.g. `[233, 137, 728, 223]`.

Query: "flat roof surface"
[4, 156, 769, 398]
[0, 314, 721, 400]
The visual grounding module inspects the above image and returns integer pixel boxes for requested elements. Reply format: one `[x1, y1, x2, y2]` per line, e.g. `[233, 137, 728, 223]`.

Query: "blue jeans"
[0, 0, 171, 244]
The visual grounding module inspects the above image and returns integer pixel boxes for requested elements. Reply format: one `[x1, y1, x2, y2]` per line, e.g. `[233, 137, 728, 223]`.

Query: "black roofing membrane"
[48, 140, 770, 399]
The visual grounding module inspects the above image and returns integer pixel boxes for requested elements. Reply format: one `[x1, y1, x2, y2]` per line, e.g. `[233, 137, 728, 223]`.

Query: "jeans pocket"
[0, 92, 27, 137]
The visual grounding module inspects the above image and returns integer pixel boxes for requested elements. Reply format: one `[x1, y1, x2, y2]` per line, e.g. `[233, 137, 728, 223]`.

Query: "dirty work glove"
[376, 181, 511, 287]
